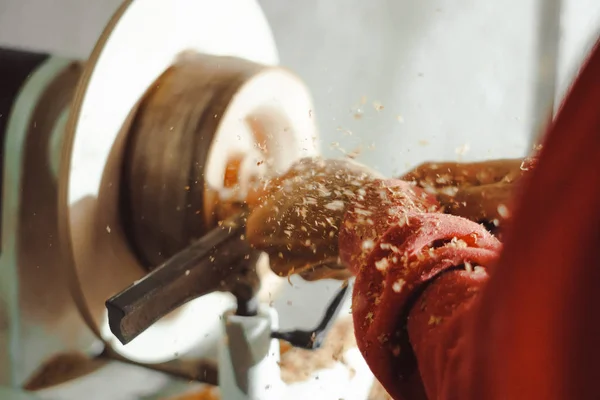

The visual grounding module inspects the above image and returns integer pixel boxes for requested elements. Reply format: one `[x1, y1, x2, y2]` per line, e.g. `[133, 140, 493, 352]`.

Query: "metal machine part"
[270, 282, 350, 350]
[107, 248, 351, 348]
[0, 0, 319, 396]
[105, 216, 352, 398]
[0, 387, 40, 400]
[218, 306, 284, 400]
[0, 48, 97, 388]
[104, 202, 352, 398]
[106, 213, 260, 345]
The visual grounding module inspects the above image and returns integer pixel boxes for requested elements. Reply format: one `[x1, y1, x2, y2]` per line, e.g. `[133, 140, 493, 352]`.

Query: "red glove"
[340, 195, 501, 399]
[338, 179, 438, 275]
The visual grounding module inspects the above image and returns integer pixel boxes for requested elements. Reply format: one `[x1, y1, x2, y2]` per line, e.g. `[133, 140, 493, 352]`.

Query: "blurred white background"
[1, 0, 598, 175]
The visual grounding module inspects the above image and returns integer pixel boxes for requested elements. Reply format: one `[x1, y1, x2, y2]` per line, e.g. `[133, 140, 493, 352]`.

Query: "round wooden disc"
[121, 53, 319, 269]
[59, 0, 316, 363]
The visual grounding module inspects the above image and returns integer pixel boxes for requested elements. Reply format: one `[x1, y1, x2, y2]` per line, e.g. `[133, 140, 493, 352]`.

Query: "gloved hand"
[245, 157, 381, 281]
[245, 157, 439, 281]
[401, 158, 536, 233]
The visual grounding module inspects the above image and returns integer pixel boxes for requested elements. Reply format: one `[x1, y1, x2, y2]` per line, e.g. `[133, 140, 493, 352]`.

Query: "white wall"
[259, 0, 599, 175]
[1, 0, 598, 175]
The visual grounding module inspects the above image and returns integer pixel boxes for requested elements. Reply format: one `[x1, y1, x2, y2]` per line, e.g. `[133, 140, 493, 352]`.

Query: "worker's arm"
[401, 157, 536, 236]
[245, 156, 525, 281]
[339, 187, 501, 400]
[346, 38, 600, 400]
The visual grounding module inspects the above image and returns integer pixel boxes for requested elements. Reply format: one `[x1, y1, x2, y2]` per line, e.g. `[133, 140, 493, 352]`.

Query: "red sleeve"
[342, 38, 600, 400]
[341, 208, 501, 400]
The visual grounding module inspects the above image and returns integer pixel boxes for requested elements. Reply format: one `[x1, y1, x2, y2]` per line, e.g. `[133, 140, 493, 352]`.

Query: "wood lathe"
[0, 1, 370, 399]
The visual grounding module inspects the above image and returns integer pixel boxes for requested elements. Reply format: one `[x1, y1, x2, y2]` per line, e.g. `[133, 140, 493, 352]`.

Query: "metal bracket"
[271, 281, 351, 350]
